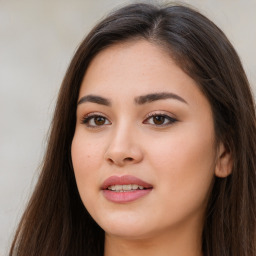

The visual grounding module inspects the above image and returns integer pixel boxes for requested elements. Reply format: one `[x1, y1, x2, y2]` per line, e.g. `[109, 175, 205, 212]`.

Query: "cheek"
[71, 133, 104, 201]
[71, 132, 103, 171]
[145, 124, 216, 212]
[147, 127, 215, 172]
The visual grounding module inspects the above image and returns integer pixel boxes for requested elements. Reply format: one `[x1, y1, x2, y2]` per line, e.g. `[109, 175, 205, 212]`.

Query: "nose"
[104, 126, 143, 167]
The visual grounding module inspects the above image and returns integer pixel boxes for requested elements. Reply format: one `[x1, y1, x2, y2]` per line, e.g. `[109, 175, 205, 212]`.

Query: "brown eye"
[152, 115, 165, 125]
[94, 116, 106, 126]
[82, 115, 111, 127]
[144, 114, 177, 126]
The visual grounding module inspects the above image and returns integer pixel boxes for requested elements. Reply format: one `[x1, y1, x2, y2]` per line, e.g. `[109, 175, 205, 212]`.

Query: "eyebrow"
[77, 95, 111, 106]
[77, 92, 187, 106]
[134, 92, 188, 105]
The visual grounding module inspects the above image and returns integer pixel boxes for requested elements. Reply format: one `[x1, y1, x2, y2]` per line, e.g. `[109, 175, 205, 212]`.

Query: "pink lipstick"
[101, 175, 153, 203]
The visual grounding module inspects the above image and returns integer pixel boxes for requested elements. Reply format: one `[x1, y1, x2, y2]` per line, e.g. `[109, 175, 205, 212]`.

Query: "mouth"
[101, 175, 153, 203]
[107, 184, 146, 192]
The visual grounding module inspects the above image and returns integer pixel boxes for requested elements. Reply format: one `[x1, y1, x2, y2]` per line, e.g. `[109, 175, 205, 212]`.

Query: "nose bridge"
[104, 118, 143, 166]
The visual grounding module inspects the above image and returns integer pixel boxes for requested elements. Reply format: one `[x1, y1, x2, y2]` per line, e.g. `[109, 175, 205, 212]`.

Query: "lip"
[101, 175, 153, 189]
[101, 175, 153, 203]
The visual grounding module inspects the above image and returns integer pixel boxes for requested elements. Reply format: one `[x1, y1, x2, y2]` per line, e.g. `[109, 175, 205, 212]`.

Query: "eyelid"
[143, 111, 178, 126]
[80, 112, 111, 127]
[79, 111, 177, 127]
[80, 111, 104, 120]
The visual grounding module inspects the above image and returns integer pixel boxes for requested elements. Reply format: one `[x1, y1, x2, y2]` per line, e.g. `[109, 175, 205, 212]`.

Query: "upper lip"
[101, 175, 153, 190]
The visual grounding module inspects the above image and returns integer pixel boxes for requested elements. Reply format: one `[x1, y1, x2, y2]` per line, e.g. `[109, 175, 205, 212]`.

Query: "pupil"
[95, 117, 105, 125]
[153, 116, 164, 125]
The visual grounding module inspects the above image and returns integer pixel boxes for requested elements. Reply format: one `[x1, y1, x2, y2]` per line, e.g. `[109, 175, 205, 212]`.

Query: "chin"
[97, 213, 154, 239]
[104, 226, 152, 240]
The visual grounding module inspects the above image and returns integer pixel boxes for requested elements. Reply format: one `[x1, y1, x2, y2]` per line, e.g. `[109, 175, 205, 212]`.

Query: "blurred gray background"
[0, 0, 255, 255]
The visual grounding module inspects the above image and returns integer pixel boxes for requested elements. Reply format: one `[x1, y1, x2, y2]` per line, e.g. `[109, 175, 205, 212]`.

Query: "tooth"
[107, 184, 146, 191]
[132, 184, 139, 190]
[123, 184, 132, 190]
[115, 185, 122, 191]
[122, 185, 128, 190]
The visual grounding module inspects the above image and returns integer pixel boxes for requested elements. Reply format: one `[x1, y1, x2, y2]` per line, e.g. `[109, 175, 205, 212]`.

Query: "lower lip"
[102, 189, 152, 203]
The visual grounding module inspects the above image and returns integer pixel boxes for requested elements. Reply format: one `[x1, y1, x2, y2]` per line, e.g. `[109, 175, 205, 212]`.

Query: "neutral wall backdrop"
[1, 0, 255, 255]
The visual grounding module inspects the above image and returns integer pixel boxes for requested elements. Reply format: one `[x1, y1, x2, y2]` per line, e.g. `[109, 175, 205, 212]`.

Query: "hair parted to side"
[10, 2, 256, 256]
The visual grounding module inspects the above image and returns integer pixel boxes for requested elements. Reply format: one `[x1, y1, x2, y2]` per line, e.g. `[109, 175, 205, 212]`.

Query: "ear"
[215, 142, 233, 178]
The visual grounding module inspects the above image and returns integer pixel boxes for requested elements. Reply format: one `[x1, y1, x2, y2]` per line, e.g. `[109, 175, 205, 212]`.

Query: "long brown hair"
[10, 3, 256, 256]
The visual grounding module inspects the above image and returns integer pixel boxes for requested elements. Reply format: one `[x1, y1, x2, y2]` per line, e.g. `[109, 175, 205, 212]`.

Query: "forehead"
[79, 40, 205, 106]
[83, 40, 172, 86]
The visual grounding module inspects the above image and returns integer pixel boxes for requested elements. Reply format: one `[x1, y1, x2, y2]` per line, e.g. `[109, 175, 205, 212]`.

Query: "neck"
[104, 222, 203, 256]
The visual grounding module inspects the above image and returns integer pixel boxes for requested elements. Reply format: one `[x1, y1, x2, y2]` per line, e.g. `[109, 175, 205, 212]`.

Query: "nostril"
[107, 158, 114, 164]
[124, 157, 133, 162]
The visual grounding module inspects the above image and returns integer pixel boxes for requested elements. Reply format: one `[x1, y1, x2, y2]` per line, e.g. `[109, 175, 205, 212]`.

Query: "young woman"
[9, 3, 256, 256]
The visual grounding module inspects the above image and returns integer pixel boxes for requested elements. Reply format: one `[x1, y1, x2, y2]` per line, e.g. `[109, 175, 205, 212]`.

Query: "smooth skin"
[71, 40, 232, 256]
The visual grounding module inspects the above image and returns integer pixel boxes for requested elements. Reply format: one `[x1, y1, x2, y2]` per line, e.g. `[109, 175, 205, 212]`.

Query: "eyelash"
[81, 113, 111, 128]
[143, 113, 177, 126]
[81, 112, 177, 128]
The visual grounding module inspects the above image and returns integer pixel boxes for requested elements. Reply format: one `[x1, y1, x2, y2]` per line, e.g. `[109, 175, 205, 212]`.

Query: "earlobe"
[215, 143, 233, 178]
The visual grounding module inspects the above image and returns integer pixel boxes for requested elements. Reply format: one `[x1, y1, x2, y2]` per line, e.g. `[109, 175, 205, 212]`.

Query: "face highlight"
[71, 40, 219, 240]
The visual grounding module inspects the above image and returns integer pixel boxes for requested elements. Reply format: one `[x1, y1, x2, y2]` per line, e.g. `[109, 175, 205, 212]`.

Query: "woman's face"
[71, 40, 218, 239]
